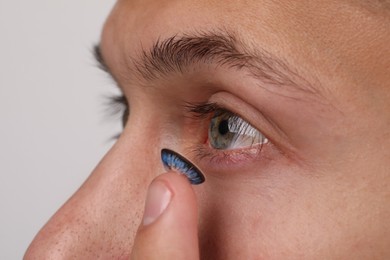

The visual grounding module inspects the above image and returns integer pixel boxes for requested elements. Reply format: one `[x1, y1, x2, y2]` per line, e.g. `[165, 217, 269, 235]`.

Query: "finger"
[131, 172, 200, 260]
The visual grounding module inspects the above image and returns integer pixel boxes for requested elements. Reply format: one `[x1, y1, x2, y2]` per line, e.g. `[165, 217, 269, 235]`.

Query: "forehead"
[101, 0, 390, 94]
[103, 0, 388, 48]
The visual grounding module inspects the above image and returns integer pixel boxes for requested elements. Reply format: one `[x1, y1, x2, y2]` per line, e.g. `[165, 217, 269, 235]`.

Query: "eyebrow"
[95, 30, 318, 94]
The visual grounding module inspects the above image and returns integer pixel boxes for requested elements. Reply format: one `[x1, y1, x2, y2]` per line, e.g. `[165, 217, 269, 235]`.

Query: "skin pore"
[25, 0, 390, 259]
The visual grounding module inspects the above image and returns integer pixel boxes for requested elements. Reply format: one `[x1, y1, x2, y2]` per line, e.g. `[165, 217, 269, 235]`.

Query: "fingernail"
[142, 181, 172, 226]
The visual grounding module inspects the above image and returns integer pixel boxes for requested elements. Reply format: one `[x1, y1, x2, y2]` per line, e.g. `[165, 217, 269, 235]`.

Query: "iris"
[209, 111, 268, 150]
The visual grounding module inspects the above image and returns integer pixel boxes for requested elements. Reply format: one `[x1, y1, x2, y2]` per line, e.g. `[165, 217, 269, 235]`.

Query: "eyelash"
[106, 94, 129, 128]
[106, 96, 266, 166]
[185, 102, 265, 166]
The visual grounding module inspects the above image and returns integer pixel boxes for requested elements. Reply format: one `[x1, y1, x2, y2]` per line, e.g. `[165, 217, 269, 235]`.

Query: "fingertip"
[158, 171, 198, 197]
[131, 172, 200, 259]
[142, 171, 198, 226]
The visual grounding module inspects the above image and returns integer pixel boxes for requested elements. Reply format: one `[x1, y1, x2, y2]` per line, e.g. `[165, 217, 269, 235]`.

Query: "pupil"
[218, 120, 229, 135]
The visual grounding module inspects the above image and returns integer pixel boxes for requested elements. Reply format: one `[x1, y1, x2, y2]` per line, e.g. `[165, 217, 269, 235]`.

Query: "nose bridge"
[25, 117, 164, 258]
[118, 113, 164, 177]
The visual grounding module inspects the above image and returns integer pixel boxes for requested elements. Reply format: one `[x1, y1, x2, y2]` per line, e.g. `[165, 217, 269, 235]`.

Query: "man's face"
[26, 0, 390, 259]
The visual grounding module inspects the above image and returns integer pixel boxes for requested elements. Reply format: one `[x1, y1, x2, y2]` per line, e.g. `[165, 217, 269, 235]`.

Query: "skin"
[25, 0, 390, 259]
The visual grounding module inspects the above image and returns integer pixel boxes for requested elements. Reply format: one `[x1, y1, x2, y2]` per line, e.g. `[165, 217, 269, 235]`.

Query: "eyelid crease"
[184, 101, 219, 118]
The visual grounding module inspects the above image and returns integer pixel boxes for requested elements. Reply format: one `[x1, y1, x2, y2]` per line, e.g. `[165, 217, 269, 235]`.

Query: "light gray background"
[0, 1, 119, 258]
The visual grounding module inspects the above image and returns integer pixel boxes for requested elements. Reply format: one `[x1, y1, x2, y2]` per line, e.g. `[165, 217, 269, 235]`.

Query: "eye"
[103, 94, 129, 139]
[106, 94, 129, 128]
[208, 111, 268, 150]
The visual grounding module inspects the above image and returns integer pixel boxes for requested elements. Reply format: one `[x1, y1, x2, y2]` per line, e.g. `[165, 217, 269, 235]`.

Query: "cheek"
[195, 165, 387, 259]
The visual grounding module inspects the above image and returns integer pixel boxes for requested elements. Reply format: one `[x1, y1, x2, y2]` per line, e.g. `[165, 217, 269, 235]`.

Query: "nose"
[24, 125, 161, 259]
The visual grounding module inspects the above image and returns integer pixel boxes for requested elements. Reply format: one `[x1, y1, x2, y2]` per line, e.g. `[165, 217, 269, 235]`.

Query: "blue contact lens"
[161, 149, 205, 185]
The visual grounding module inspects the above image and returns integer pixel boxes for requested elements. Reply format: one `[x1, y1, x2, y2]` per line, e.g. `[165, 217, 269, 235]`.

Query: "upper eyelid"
[94, 44, 130, 118]
[93, 44, 110, 73]
[184, 102, 232, 119]
[184, 102, 262, 137]
[93, 44, 124, 91]
[185, 102, 218, 117]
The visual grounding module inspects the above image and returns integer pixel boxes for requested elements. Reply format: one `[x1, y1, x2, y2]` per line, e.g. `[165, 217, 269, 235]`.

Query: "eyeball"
[209, 111, 268, 150]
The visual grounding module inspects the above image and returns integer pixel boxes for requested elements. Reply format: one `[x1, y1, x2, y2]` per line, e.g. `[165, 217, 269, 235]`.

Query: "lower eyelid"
[189, 142, 271, 172]
[182, 98, 281, 170]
